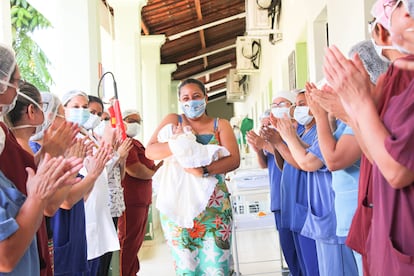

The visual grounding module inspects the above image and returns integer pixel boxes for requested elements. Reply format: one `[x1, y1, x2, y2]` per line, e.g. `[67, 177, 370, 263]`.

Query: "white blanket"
[153, 124, 229, 228]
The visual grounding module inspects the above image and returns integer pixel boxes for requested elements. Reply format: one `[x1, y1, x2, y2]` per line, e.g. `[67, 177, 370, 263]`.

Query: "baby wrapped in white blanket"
[152, 123, 230, 228]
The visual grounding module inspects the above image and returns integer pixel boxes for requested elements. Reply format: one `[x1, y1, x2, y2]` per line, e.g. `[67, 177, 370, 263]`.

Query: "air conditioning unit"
[226, 69, 249, 103]
[236, 36, 261, 74]
[246, 0, 272, 32]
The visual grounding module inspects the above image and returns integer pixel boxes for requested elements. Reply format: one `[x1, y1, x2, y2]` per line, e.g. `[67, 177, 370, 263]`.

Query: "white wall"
[233, 0, 375, 126]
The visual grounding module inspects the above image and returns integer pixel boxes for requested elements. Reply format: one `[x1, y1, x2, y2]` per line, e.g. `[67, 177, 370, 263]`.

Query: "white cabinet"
[227, 168, 286, 275]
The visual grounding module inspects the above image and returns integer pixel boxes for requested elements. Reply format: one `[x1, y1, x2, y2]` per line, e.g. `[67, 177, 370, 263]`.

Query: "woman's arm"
[200, 119, 240, 176]
[306, 84, 361, 171]
[0, 155, 81, 272]
[350, 99, 414, 188]
[246, 130, 268, 169]
[314, 114, 361, 171]
[324, 46, 414, 188]
[276, 116, 323, 172]
[145, 113, 179, 160]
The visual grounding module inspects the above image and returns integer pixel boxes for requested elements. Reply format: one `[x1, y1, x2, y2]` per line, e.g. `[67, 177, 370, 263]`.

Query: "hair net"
[408, 0, 414, 18]
[0, 43, 17, 94]
[348, 39, 390, 84]
[61, 89, 88, 106]
[122, 109, 140, 120]
[371, 0, 391, 30]
[30, 92, 62, 141]
[259, 109, 271, 120]
[272, 90, 296, 104]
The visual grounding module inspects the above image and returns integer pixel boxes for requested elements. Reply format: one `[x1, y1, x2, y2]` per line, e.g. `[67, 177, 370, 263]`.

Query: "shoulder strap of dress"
[213, 118, 221, 145]
[213, 117, 219, 131]
[177, 114, 183, 124]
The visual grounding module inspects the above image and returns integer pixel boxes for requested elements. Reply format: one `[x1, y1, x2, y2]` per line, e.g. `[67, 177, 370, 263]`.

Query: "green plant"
[10, 0, 53, 91]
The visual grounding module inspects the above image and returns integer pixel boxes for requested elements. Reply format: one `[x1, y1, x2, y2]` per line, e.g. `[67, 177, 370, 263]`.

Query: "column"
[50, 0, 102, 94]
[141, 35, 166, 144]
[159, 64, 178, 116]
[107, 0, 147, 142]
[0, 1, 12, 45]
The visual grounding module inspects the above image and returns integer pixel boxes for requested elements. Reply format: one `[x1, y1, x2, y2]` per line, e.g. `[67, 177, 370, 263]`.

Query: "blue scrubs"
[280, 125, 319, 276]
[306, 122, 359, 276]
[30, 141, 89, 275]
[0, 171, 40, 276]
[266, 152, 302, 276]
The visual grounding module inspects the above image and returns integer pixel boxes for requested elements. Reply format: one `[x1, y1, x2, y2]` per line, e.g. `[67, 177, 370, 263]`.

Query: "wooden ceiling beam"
[141, 19, 150, 35]
[194, 0, 208, 69]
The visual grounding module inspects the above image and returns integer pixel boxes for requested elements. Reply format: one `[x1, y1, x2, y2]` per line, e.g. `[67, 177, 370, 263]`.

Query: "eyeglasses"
[125, 119, 142, 124]
[383, 0, 405, 19]
[368, 18, 376, 33]
[271, 101, 290, 108]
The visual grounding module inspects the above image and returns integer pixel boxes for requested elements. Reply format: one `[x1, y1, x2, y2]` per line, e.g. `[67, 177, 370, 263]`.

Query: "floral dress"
[160, 120, 233, 276]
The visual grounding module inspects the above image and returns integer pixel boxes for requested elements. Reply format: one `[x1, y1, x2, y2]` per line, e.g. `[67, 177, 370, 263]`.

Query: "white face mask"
[0, 81, 19, 117]
[271, 107, 291, 119]
[66, 108, 90, 126]
[293, 106, 314, 126]
[371, 39, 394, 62]
[391, 41, 411, 54]
[125, 122, 141, 137]
[83, 113, 101, 130]
[0, 92, 18, 117]
[0, 126, 5, 155]
[93, 119, 110, 137]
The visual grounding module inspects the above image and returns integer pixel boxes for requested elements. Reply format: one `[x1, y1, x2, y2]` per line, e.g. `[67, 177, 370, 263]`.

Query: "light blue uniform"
[0, 171, 40, 276]
[305, 121, 360, 276]
[331, 121, 362, 275]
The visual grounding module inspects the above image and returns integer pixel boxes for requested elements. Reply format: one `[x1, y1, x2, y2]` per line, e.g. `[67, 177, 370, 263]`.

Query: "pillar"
[160, 64, 178, 116]
[107, 0, 147, 142]
[0, 1, 12, 45]
[141, 35, 165, 144]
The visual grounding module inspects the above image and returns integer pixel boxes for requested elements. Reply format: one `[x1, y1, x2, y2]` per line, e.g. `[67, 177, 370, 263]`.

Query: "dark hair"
[6, 81, 41, 126]
[178, 78, 206, 96]
[88, 95, 104, 111]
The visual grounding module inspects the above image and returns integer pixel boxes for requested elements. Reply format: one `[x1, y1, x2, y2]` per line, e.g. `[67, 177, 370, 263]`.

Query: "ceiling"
[103, 0, 246, 100]
[140, 0, 246, 100]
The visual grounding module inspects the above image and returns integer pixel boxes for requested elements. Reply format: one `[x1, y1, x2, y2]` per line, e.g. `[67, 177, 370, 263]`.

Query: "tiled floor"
[138, 226, 289, 276]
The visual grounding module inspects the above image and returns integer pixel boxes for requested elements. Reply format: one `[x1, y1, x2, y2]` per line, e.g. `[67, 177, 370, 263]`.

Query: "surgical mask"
[93, 119, 109, 137]
[180, 99, 206, 119]
[371, 39, 394, 62]
[0, 92, 18, 117]
[11, 92, 45, 133]
[391, 41, 411, 54]
[30, 109, 60, 142]
[0, 126, 4, 155]
[293, 106, 314, 126]
[271, 107, 291, 119]
[125, 122, 140, 137]
[83, 113, 101, 130]
[0, 80, 19, 116]
[66, 108, 90, 126]
[0, 76, 16, 94]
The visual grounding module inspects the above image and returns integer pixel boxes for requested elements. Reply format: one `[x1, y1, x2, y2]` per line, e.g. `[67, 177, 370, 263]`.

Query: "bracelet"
[202, 166, 209, 177]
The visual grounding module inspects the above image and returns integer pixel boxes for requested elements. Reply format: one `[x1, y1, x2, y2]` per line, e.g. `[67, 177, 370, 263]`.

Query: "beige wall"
[233, 0, 376, 129]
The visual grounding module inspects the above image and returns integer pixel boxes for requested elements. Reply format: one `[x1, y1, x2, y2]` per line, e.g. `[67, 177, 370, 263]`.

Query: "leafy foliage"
[10, 0, 53, 91]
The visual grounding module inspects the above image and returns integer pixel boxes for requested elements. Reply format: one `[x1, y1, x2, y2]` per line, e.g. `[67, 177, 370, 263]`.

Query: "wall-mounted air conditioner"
[226, 69, 249, 103]
[236, 36, 261, 74]
[246, 0, 271, 32]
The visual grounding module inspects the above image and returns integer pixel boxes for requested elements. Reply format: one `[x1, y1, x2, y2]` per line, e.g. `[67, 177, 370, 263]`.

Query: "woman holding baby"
[146, 78, 240, 275]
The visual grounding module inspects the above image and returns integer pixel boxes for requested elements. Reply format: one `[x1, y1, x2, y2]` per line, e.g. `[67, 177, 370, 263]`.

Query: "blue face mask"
[66, 108, 90, 126]
[180, 99, 206, 119]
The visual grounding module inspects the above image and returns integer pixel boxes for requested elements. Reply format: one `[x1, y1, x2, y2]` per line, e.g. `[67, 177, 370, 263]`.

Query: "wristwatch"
[202, 166, 209, 177]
